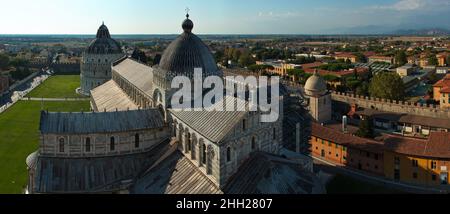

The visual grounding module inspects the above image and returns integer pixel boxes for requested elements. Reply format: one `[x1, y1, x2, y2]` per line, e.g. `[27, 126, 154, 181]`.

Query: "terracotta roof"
[311, 123, 384, 153]
[434, 74, 450, 88]
[335, 53, 356, 58]
[384, 132, 450, 159]
[304, 67, 369, 78]
[369, 55, 393, 60]
[383, 135, 428, 157]
[398, 114, 450, 129]
[425, 132, 450, 158]
[302, 62, 323, 69]
[440, 87, 450, 93]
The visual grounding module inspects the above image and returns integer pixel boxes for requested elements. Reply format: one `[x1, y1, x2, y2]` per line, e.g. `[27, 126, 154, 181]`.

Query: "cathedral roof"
[158, 13, 222, 78]
[170, 96, 248, 143]
[86, 22, 123, 55]
[40, 109, 164, 134]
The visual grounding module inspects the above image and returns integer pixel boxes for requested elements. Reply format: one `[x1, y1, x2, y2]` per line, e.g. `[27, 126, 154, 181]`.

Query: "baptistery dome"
[86, 23, 122, 55]
[158, 14, 222, 78]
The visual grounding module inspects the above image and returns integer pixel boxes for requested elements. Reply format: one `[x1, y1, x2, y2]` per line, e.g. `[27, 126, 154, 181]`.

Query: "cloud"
[257, 11, 303, 19]
[370, 0, 450, 11]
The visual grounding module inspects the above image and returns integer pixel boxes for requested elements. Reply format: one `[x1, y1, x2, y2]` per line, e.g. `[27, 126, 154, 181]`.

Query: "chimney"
[342, 116, 348, 133]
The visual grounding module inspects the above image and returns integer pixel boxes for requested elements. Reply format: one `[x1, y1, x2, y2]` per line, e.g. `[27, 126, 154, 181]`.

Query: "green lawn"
[26, 75, 85, 98]
[0, 101, 90, 194]
[326, 174, 405, 194]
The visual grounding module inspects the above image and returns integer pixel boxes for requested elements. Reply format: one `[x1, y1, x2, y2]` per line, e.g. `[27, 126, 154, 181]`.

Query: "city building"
[368, 56, 394, 64]
[334, 53, 357, 63]
[384, 133, 450, 186]
[27, 14, 324, 194]
[255, 60, 301, 76]
[79, 23, 125, 96]
[433, 74, 450, 104]
[311, 123, 385, 175]
[437, 53, 448, 67]
[397, 64, 417, 77]
[436, 67, 449, 74]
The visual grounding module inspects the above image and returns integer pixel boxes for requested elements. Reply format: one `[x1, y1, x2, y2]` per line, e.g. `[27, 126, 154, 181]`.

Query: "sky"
[0, 0, 449, 34]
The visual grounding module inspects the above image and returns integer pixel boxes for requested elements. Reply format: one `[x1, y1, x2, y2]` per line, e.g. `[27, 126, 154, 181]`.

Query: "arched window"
[135, 133, 140, 148]
[85, 137, 91, 152]
[187, 133, 191, 152]
[59, 138, 65, 153]
[202, 144, 207, 165]
[110, 137, 115, 151]
[227, 147, 231, 162]
[252, 137, 256, 150]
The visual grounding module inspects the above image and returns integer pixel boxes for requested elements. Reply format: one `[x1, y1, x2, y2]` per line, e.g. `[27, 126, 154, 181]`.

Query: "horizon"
[0, 0, 449, 35]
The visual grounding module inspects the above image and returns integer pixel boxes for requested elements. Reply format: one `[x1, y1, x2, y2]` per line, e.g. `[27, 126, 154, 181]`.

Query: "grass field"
[326, 174, 405, 194]
[26, 75, 85, 98]
[0, 101, 90, 194]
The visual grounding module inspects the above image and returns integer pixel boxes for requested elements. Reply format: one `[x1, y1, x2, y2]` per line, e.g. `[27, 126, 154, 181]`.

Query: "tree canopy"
[0, 54, 10, 70]
[395, 50, 407, 66]
[369, 72, 405, 101]
[356, 117, 375, 138]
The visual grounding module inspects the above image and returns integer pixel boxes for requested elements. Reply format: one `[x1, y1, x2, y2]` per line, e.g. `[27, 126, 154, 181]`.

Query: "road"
[0, 70, 52, 114]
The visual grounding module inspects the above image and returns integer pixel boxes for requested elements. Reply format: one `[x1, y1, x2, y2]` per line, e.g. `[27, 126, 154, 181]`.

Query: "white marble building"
[79, 23, 125, 96]
[26, 14, 324, 194]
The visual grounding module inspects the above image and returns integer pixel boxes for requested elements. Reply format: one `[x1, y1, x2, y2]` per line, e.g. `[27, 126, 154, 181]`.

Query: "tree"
[395, 50, 407, 66]
[355, 116, 374, 138]
[355, 52, 367, 63]
[428, 55, 438, 66]
[356, 82, 370, 96]
[0, 54, 10, 70]
[131, 48, 148, 64]
[238, 51, 254, 67]
[369, 72, 405, 101]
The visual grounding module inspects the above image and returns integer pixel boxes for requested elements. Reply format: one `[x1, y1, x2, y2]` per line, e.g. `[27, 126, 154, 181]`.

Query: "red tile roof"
[304, 67, 369, 78]
[384, 132, 450, 159]
[313, 123, 450, 159]
[434, 74, 450, 88]
[312, 123, 384, 153]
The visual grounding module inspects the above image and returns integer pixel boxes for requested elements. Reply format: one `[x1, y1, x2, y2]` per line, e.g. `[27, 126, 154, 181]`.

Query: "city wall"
[28, 62, 80, 74]
[331, 91, 450, 119]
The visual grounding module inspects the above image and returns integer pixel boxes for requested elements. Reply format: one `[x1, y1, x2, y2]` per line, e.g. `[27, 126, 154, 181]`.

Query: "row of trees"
[0, 53, 30, 70]
[215, 48, 255, 67]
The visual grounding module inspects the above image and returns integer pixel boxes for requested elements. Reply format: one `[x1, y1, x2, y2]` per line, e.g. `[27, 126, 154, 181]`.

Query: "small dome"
[304, 71, 327, 96]
[86, 23, 122, 55]
[158, 14, 222, 78]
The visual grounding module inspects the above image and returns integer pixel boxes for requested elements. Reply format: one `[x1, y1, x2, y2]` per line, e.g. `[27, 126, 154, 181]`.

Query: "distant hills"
[389, 28, 450, 36]
[328, 25, 450, 36]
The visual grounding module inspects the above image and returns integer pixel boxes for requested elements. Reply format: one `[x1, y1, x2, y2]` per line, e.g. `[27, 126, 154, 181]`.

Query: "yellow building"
[384, 133, 450, 186]
[334, 53, 357, 63]
[437, 54, 447, 67]
[433, 74, 450, 105]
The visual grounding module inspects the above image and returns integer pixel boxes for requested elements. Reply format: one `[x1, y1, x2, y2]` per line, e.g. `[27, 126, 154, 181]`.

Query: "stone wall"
[331, 91, 450, 119]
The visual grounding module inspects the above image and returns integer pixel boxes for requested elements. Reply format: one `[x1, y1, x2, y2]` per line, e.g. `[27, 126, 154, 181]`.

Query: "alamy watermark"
[171, 68, 280, 123]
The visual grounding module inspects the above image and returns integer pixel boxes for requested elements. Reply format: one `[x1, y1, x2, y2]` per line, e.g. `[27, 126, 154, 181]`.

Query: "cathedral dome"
[86, 23, 122, 55]
[304, 70, 327, 96]
[158, 14, 221, 78]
